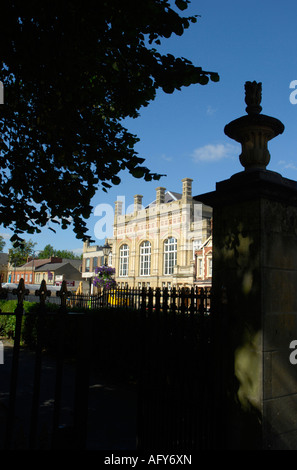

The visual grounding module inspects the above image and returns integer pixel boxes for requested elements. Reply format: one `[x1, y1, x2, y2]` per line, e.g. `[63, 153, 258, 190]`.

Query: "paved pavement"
[0, 339, 138, 450]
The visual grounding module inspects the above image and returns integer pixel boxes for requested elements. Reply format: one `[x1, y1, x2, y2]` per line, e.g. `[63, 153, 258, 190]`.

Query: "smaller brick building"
[194, 235, 212, 288]
[8, 257, 82, 288]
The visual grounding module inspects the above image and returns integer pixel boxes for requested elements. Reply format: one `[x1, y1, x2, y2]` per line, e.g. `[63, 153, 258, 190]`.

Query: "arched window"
[140, 241, 151, 276]
[164, 237, 177, 275]
[119, 244, 129, 277]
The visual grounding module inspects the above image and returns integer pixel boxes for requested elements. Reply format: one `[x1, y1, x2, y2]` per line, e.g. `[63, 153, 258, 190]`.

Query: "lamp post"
[102, 242, 111, 266]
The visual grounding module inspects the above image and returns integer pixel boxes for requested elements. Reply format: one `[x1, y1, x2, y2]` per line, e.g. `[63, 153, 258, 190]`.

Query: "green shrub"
[0, 300, 142, 382]
[0, 300, 59, 344]
[0, 313, 16, 338]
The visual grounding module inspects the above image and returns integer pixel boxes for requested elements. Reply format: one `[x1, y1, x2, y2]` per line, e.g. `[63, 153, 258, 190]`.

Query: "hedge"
[0, 300, 141, 382]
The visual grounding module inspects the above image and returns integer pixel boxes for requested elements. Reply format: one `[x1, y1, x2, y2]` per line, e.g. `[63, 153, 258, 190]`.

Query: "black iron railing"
[0, 279, 214, 450]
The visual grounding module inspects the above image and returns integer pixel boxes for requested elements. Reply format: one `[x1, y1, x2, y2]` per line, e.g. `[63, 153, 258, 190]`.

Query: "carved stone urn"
[224, 81, 284, 170]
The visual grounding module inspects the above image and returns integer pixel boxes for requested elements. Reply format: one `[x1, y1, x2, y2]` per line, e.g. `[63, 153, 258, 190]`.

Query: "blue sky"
[2, 0, 297, 255]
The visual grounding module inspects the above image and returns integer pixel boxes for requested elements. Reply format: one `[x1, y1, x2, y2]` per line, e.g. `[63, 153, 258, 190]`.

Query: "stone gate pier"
[197, 81, 297, 449]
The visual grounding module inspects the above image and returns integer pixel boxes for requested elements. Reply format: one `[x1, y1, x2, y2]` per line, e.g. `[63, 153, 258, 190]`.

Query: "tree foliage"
[8, 239, 36, 266]
[0, 0, 219, 245]
[37, 244, 81, 260]
[0, 236, 5, 253]
[36, 244, 55, 259]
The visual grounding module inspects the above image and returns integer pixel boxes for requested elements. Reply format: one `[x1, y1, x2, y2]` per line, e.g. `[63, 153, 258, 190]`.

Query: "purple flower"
[93, 265, 116, 290]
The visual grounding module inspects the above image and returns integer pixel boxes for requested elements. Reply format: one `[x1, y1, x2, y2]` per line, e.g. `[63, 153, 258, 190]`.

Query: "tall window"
[119, 244, 129, 277]
[164, 237, 177, 275]
[140, 241, 151, 276]
[198, 258, 203, 277]
[207, 256, 212, 277]
[85, 258, 90, 273]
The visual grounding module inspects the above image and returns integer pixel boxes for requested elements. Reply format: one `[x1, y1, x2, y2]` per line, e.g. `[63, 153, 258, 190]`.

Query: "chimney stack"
[83, 240, 90, 252]
[134, 194, 143, 213]
[156, 187, 166, 205]
[114, 200, 123, 218]
[182, 178, 193, 203]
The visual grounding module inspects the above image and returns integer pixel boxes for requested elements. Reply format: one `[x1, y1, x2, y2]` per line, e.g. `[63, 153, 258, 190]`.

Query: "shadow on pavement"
[0, 339, 138, 450]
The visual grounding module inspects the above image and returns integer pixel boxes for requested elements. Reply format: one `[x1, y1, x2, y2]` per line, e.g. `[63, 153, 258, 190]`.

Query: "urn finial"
[245, 81, 262, 115]
[224, 81, 284, 171]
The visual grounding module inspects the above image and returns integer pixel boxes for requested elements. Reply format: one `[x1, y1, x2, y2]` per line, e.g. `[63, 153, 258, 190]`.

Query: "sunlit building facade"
[111, 178, 212, 288]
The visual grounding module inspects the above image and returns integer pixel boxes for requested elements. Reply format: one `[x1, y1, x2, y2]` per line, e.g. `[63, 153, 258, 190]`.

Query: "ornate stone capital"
[224, 81, 284, 170]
